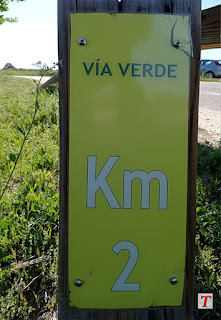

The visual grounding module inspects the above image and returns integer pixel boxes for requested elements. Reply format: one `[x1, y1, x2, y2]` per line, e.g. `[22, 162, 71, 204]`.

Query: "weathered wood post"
[58, 1, 201, 319]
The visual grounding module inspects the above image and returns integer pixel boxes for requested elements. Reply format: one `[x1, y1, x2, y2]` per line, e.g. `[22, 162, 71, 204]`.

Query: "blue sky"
[202, 0, 221, 9]
[0, 0, 220, 69]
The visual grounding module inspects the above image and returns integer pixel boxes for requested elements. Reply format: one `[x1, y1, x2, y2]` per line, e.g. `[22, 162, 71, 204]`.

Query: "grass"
[0, 75, 59, 319]
[0, 75, 220, 319]
[195, 142, 221, 319]
[0, 69, 57, 77]
[200, 75, 221, 82]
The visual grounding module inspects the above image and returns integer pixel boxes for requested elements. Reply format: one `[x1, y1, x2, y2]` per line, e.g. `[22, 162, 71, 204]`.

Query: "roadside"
[12, 75, 51, 84]
[200, 76, 221, 83]
[198, 128, 220, 147]
[198, 81, 221, 146]
[0, 69, 56, 77]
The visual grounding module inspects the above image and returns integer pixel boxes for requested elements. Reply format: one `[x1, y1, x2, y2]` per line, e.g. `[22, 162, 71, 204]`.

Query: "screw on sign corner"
[75, 280, 83, 287]
[78, 38, 87, 45]
[170, 277, 178, 285]
[173, 40, 182, 48]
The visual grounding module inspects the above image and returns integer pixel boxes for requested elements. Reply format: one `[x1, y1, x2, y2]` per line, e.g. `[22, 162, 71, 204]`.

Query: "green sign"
[69, 13, 190, 308]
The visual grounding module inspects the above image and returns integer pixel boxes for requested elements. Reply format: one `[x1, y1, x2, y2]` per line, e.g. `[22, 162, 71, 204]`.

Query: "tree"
[0, 0, 25, 25]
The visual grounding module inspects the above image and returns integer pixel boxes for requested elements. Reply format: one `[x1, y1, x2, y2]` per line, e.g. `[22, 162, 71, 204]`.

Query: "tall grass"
[195, 142, 221, 320]
[0, 75, 59, 319]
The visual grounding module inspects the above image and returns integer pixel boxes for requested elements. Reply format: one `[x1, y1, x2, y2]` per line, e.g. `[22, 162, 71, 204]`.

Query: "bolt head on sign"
[198, 294, 213, 309]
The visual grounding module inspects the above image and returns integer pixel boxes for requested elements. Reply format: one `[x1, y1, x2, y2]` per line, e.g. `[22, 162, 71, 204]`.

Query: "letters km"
[86, 156, 168, 210]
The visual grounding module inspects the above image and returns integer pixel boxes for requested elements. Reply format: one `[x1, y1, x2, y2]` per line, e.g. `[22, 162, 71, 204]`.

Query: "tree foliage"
[0, 0, 25, 25]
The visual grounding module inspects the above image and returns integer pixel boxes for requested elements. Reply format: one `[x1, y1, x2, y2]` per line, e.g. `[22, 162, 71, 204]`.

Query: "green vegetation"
[200, 75, 221, 82]
[0, 0, 25, 24]
[0, 69, 57, 77]
[0, 75, 59, 319]
[195, 142, 221, 320]
[0, 75, 220, 319]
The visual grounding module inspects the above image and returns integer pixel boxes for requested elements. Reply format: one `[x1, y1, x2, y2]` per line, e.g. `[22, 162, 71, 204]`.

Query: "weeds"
[200, 75, 221, 82]
[0, 70, 49, 202]
[0, 74, 59, 319]
[195, 142, 221, 320]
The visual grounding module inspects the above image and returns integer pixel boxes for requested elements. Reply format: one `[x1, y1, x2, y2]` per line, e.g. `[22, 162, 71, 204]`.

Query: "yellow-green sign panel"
[69, 13, 190, 308]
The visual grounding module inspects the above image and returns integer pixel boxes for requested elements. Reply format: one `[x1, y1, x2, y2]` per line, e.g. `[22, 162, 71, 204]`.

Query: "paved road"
[199, 81, 221, 111]
[199, 81, 221, 145]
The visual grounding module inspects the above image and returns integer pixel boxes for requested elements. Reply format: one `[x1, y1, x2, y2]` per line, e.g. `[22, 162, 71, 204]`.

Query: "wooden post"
[58, 0, 201, 319]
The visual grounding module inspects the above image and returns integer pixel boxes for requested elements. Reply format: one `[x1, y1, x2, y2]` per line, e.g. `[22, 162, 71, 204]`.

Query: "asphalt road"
[199, 81, 221, 111]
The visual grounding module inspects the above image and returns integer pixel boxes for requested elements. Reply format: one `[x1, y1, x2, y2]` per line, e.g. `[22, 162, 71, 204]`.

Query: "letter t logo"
[198, 293, 213, 309]
[201, 296, 212, 307]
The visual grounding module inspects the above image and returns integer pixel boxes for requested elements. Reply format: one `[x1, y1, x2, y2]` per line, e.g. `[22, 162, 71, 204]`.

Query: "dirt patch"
[198, 128, 220, 147]
[198, 105, 221, 147]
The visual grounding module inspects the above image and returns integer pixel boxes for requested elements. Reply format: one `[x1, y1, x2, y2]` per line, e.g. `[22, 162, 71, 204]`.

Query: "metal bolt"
[75, 280, 83, 287]
[173, 40, 182, 48]
[78, 38, 87, 45]
[170, 277, 178, 285]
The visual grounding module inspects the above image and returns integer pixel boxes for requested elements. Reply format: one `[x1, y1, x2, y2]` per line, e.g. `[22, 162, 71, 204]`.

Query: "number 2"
[112, 241, 140, 292]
